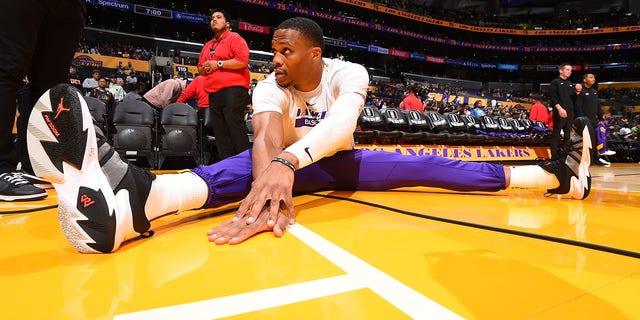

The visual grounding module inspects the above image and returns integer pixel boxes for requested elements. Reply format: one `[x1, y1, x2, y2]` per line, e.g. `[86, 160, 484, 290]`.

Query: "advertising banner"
[239, 22, 271, 34]
[72, 53, 149, 73]
[355, 144, 549, 161]
[173, 11, 207, 24]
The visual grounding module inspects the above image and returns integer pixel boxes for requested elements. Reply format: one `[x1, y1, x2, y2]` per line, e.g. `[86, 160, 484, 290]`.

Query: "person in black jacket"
[0, 0, 85, 201]
[576, 73, 613, 166]
[549, 63, 582, 158]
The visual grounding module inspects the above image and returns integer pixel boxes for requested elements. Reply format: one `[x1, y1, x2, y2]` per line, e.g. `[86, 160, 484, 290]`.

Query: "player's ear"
[310, 47, 322, 61]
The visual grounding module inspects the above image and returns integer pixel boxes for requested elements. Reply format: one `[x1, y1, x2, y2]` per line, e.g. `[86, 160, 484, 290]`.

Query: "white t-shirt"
[252, 58, 369, 168]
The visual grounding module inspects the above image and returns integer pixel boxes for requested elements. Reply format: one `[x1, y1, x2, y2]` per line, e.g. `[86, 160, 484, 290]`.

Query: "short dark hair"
[277, 17, 325, 53]
[558, 63, 572, 70]
[211, 8, 230, 23]
[582, 73, 594, 79]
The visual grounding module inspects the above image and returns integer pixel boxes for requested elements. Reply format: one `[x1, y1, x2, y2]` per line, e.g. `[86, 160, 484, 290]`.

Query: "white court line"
[114, 275, 365, 320]
[115, 224, 463, 319]
[289, 224, 463, 320]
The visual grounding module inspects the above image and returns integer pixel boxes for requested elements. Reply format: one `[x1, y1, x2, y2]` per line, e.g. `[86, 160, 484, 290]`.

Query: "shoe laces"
[0, 172, 30, 186]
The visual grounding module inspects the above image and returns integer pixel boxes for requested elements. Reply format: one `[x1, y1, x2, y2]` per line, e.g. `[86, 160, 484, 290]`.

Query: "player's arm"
[177, 81, 196, 103]
[250, 111, 285, 179]
[241, 110, 295, 234]
[207, 105, 292, 244]
[228, 78, 296, 238]
[240, 87, 367, 229]
[284, 64, 369, 170]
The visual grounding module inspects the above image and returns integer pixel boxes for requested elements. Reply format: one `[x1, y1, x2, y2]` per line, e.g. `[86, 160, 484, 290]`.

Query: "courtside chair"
[157, 103, 200, 169]
[112, 99, 157, 169]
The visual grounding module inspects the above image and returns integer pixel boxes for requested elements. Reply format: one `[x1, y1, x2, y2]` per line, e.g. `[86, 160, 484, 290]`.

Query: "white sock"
[508, 165, 560, 190]
[144, 172, 209, 221]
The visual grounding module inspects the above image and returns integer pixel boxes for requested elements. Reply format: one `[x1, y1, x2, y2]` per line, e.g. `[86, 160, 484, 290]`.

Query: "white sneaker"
[601, 150, 616, 156]
[27, 84, 155, 253]
[596, 158, 611, 167]
[539, 117, 595, 200]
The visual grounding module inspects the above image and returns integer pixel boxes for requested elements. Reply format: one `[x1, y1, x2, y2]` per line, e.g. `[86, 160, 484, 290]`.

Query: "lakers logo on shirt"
[294, 108, 327, 127]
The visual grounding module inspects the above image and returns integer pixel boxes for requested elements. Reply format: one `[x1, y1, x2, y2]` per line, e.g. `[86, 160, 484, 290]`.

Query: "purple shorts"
[192, 149, 506, 208]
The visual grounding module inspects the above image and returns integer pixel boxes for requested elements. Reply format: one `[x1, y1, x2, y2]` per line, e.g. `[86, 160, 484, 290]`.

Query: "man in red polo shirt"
[399, 85, 424, 112]
[198, 8, 251, 160]
[529, 95, 551, 127]
[178, 75, 209, 117]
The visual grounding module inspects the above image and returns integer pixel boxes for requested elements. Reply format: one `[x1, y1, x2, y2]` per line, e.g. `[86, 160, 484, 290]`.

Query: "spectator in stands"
[89, 77, 115, 118]
[0, 0, 84, 201]
[143, 77, 186, 110]
[153, 72, 162, 85]
[529, 96, 551, 127]
[162, 61, 172, 81]
[441, 89, 451, 106]
[197, 8, 251, 160]
[126, 61, 135, 74]
[372, 97, 382, 109]
[125, 72, 138, 92]
[123, 83, 145, 102]
[82, 69, 101, 93]
[470, 100, 486, 118]
[108, 75, 125, 103]
[116, 61, 126, 77]
[549, 63, 582, 158]
[177, 75, 209, 120]
[31, 17, 596, 253]
[399, 85, 424, 112]
[67, 65, 83, 93]
[595, 120, 615, 159]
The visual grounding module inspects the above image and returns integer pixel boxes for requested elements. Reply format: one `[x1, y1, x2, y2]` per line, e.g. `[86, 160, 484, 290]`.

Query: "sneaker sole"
[569, 124, 592, 200]
[19, 172, 54, 189]
[0, 192, 48, 202]
[27, 85, 127, 253]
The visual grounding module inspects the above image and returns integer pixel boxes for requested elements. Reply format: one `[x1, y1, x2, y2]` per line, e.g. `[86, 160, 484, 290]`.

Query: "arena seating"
[404, 110, 429, 133]
[355, 107, 552, 147]
[83, 96, 108, 133]
[111, 100, 158, 168]
[157, 103, 200, 169]
[443, 113, 466, 133]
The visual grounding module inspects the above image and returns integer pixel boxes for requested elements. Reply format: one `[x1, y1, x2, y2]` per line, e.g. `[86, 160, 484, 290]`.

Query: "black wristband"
[272, 157, 296, 172]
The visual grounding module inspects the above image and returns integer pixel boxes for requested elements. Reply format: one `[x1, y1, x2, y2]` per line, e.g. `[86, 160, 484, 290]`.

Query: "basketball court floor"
[1, 164, 639, 319]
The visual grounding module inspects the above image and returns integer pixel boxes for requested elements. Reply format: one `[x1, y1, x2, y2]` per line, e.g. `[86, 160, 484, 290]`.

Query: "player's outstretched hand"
[236, 161, 295, 228]
[207, 205, 292, 245]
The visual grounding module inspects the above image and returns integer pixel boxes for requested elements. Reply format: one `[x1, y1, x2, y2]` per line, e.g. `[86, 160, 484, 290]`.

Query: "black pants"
[208, 86, 250, 160]
[0, 0, 85, 173]
[550, 109, 574, 158]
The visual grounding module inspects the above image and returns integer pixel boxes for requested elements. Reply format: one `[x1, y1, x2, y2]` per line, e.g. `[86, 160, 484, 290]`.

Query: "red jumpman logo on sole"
[54, 97, 71, 119]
